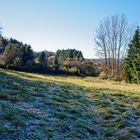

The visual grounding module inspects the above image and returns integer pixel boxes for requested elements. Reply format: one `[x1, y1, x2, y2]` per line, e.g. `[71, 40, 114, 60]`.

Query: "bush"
[99, 72, 108, 79]
[69, 67, 80, 75]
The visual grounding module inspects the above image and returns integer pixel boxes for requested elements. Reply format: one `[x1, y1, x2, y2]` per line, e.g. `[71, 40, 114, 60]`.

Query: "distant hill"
[85, 58, 123, 65]
[85, 58, 105, 64]
[34, 50, 55, 58]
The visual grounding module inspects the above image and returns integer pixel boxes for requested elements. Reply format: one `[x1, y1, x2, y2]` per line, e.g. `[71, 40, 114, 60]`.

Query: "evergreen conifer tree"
[38, 51, 46, 63]
[54, 56, 59, 70]
[124, 27, 140, 83]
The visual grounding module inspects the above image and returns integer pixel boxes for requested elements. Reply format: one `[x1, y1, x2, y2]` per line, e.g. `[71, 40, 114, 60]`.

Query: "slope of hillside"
[0, 69, 140, 140]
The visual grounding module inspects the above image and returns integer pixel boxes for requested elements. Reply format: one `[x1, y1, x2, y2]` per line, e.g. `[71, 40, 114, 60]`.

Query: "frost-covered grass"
[0, 69, 140, 139]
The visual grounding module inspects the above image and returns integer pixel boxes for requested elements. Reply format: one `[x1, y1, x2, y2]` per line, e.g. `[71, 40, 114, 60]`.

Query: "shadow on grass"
[0, 71, 140, 140]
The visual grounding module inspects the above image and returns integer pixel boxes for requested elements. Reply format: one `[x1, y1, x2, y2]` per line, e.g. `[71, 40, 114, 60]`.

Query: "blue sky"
[0, 0, 139, 58]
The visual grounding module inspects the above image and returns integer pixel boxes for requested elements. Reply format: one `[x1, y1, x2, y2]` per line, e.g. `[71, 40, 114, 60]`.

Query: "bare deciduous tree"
[95, 14, 131, 80]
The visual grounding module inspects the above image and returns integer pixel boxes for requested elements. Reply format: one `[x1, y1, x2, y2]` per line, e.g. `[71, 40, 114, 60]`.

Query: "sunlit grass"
[2, 69, 140, 95]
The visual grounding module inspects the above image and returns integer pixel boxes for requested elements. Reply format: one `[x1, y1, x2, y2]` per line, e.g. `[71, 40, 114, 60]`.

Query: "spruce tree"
[54, 56, 59, 70]
[38, 51, 46, 63]
[124, 27, 140, 84]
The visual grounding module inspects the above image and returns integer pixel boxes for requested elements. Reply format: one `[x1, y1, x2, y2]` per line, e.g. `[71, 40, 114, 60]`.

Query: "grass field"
[0, 69, 140, 140]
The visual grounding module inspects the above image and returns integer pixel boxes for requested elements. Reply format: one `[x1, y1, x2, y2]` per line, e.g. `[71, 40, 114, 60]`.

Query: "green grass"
[0, 69, 140, 139]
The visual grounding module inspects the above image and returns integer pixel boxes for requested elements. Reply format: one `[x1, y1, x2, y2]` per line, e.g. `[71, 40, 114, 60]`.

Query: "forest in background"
[0, 36, 99, 76]
[0, 14, 140, 83]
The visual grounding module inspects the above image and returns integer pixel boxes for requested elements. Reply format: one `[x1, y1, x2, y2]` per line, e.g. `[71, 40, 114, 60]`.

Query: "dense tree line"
[56, 49, 84, 62]
[0, 32, 99, 76]
[54, 49, 99, 76]
[0, 38, 34, 69]
[1, 15, 140, 82]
